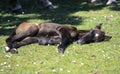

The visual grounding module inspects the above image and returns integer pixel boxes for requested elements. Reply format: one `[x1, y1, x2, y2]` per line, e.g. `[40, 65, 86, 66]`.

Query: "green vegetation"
[0, 0, 120, 74]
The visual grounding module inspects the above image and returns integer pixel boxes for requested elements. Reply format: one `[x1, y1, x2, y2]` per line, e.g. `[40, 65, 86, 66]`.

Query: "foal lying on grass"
[5, 23, 112, 54]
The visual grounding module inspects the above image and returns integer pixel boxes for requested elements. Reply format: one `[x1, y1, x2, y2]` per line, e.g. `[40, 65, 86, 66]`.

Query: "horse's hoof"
[48, 5, 54, 10]
[106, 1, 118, 7]
[12, 8, 24, 14]
[4, 46, 10, 52]
[10, 48, 18, 54]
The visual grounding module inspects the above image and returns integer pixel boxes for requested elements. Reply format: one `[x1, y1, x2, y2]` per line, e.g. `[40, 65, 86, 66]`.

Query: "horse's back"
[16, 22, 39, 34]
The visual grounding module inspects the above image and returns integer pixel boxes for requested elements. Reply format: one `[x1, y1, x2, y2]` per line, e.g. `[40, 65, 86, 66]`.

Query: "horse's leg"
[9, 0, 23, 13]
[5, 30, 16, 52]
[9, 37, 38, 53]
[37, 0, 54, 10]
[106, 0, 118, 7]
[5, 32, 31, 52]
[91, 0, 102, 4]
[57, 28, 73, 54]
[13, 37, 38, 48]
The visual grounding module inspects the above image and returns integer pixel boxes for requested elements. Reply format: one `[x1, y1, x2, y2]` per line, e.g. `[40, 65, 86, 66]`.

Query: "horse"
[5, 22, 112, 54]
[8, 0, 118, 14]
[8, 0, 54, 14]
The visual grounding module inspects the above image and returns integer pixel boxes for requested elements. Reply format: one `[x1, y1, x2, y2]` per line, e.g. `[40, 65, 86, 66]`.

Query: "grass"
[0, 0, 120, 74]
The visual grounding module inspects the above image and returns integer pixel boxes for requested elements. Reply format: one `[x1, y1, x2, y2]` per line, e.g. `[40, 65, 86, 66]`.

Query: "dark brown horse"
[5, 23, 112, 54]
[8, 0, 54, 14]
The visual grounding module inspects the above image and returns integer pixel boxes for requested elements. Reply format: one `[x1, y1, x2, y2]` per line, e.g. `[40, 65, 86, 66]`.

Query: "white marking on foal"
[95, 33, 99, 37]
[5, 46, 10, 52]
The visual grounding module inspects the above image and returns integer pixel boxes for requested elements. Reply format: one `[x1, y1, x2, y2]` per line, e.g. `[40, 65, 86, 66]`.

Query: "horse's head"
[77, 24, 112, 44]
[93, 23, 112, 42]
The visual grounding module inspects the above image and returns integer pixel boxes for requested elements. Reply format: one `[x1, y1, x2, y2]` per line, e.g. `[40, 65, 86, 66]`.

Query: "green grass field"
[0, 0, 120, 74]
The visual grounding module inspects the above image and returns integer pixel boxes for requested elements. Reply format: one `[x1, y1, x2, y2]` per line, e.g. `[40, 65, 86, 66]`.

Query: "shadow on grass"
[0, 0, 120, 36]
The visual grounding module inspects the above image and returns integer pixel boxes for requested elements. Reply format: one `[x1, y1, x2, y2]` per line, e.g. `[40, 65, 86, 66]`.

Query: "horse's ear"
[95, 23, 103, 29]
